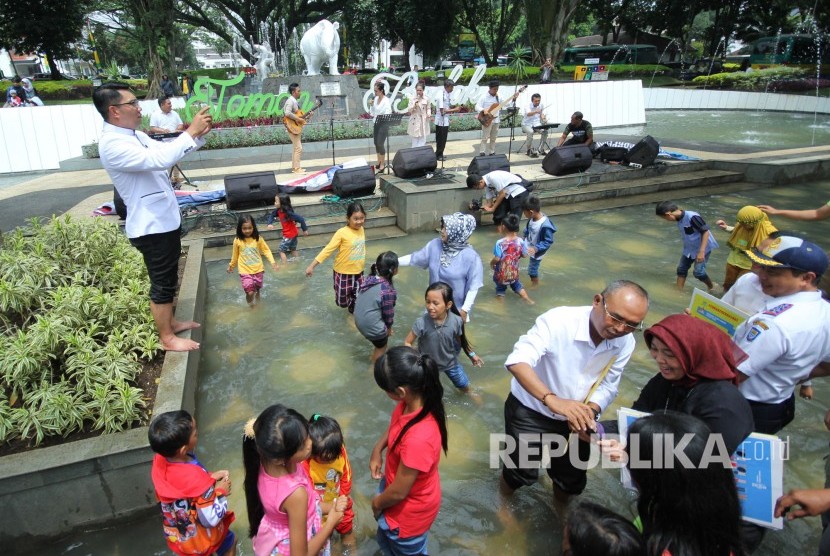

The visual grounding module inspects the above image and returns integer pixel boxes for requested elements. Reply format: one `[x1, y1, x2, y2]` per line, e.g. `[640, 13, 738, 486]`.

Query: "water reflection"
[39, 180, 830, 555]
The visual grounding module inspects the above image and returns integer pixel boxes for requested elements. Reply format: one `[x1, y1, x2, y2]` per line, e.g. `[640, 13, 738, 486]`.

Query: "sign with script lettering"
[185, 72, 317, 120]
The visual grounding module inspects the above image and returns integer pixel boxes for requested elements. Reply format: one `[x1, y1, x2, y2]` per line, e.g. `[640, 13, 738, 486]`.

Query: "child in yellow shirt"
[227, 215, 278, 306]
[305, 202, 367, 313]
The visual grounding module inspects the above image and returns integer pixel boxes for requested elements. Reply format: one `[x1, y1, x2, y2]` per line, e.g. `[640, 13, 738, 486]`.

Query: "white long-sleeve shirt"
[505, 306, 636, 418]
[99, 122, 204, 238]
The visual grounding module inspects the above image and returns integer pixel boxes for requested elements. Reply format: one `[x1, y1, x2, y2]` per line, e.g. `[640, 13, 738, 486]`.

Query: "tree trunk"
[525, 0, 581, 64]
[43, 48, 63, 79]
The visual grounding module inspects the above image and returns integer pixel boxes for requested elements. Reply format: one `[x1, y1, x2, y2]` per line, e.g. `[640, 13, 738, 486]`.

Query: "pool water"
[38, 180, 830, 555]
[611, 110, 830, 148]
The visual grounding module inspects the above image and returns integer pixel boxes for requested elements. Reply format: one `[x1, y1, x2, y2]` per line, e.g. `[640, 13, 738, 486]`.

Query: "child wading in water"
[242, 404, 347, 556]
[306, 202, 367, 313]
[354, 251, 399, 362]
[301, 414, 357, 553]
[228, 215, 278, 306]
[149, 410, 236, 556]
[267, 194, 309, 264]
[715, 205, 777, 292]
[371, 346, 448, 556]
[491, 213, 534, 304]
[405, 282, 484, 394]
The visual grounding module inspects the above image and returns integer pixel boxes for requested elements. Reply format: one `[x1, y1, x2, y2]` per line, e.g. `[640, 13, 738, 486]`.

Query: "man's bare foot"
[161, 336, 200, 351]
[172, 320, 201, 333]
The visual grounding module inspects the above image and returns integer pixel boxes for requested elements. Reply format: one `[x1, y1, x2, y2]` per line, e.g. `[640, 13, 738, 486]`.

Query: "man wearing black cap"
[434, 79, 460, 161]
[732, 236, 830, 434]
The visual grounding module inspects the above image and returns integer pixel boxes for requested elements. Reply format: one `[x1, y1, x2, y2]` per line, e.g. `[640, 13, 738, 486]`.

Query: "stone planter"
[1, 242, 207, 550]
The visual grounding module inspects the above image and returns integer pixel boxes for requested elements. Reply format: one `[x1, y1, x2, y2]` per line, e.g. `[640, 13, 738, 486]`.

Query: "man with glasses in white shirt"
[499, 279, 649, 514]
[93, 82, 212, 352]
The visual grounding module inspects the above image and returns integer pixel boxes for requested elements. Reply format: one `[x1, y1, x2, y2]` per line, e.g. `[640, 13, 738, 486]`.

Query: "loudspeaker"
[224, 171, 279, 210]
[393, 146, 437, 178]
[624, 135, 659, 167]
[113, 187, 127, 219]
[542, 145, 593, 176]
[332, 166, 376, 198]
[467, 154, 510, 176]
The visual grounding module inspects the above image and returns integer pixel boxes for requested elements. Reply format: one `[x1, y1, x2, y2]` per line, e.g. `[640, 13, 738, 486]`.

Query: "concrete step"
[201, 223, 408, 262]
[476, 168, 748, 227]
[186, 205, 399, 249]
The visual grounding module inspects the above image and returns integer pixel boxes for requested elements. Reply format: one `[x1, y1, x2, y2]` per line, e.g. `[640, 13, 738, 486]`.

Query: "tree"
[524, 0, 583, 62]
[177, 0, 350, 64]
[339, 0, 380, 68]
[455, 0, 523, 66]
[377, 0, 456, 68]
[583, 0, 632, 45]
[0, 0, 91, 79]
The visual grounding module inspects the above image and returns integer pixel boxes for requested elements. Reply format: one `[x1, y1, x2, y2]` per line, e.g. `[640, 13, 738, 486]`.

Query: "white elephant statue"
[300, 20, 341, 76]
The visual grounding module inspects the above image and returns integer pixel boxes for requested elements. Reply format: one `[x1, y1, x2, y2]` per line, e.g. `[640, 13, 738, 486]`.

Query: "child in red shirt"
[149, 410, 236, 556]
[370, 345, 448, 554]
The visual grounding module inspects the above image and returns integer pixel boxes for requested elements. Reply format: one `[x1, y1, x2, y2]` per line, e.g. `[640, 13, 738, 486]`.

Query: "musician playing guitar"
[283, 83, 307, 173]
[475, 81, 527, 156]
[475, 80, 501, 156]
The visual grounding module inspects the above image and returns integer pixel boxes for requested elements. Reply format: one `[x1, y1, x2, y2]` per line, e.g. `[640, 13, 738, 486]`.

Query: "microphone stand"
[327, 97, 336, 166]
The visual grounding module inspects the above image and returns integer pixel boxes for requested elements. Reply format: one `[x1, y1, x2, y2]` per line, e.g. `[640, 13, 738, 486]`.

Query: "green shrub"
[32, 78, 148, 101]
[691, 66, 808, 90]
[0, 216, 159, 447]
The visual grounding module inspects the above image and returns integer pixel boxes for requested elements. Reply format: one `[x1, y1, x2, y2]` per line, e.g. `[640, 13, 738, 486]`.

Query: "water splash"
[649, 39, 678, 88]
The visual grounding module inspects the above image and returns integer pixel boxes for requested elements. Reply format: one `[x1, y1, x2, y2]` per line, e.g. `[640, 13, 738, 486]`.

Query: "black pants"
[492, 191, 529, 226]
[373, 121, 389, 155]
[435, 125, 449, 157]
[748, 394, 795, 435]
[129, 228, 181, 304]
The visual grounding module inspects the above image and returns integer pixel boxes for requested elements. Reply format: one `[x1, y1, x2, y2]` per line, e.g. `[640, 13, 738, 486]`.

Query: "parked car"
[678, 58, 725, 81]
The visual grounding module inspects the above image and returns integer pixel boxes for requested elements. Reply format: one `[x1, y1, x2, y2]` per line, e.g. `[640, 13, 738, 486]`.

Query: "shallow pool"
[39, 180, 830, 555]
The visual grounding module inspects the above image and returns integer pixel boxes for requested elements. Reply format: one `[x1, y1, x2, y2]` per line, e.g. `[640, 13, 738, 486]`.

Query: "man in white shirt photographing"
[93, 82, 212, 351]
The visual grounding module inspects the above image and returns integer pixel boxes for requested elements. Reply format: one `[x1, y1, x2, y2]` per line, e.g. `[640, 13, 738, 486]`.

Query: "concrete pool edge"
[0, 242, 207, 549]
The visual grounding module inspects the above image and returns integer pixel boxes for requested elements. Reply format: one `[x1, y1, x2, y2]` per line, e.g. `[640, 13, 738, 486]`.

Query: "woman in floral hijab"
[398, 212, 484, 320]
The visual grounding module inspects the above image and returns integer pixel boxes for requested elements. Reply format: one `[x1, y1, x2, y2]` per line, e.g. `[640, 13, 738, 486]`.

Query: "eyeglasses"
[602, 297, 644, 331]
[114, 99, 140, 107]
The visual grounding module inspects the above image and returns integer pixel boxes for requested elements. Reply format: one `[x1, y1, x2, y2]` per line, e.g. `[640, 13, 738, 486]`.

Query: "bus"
[749, 34, 830, 73]
[560, 44, 659, 66]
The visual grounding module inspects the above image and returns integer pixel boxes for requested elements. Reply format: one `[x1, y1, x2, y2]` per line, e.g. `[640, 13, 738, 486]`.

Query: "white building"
[193, 41, 251, 70]
[370, 41, 423, 70]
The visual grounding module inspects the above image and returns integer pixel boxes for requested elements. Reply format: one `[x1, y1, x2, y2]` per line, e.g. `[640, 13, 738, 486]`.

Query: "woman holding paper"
[603, 314, 753, 455]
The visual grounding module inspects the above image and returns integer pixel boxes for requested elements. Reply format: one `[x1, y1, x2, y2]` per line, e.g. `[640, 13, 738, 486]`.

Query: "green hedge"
[690, 66, 811, 90]
[0, 216, 160, 447]
[5, 78, 149, 101]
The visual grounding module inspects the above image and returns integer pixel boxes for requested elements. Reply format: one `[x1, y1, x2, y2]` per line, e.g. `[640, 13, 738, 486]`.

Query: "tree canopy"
[0, 0, 91, 78]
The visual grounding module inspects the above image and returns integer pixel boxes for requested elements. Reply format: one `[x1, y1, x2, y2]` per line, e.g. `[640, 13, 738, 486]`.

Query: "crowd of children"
[156, 187, 830, 556]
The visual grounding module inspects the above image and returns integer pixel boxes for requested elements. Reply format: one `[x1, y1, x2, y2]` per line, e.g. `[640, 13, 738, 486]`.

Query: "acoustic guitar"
[283, 98, 323, 134]
[476, 85, 528, 126]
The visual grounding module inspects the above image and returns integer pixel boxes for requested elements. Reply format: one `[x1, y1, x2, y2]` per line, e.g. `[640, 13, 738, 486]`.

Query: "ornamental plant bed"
[0, 216, 184, 457]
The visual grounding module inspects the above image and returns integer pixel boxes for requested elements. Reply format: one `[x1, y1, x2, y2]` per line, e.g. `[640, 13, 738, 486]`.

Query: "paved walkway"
[2, 128, 830, 233]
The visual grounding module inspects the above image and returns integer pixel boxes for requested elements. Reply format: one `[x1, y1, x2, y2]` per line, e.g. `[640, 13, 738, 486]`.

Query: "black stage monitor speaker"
[624, 135, 659, 167]
[332, 166, 376, 198]
[542, 145, 593, 176]
[225, 171, 279, 210]
[467, 154, 510, 176]
[393, 146, 437, 178]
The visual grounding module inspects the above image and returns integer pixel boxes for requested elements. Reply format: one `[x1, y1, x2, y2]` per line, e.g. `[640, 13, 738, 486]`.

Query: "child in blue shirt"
[656, 200, 719, 291]
[521, 195, 557, 286]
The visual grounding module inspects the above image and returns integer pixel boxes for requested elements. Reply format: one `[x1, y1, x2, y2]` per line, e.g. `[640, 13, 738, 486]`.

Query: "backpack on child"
[495, 238, 522, 284]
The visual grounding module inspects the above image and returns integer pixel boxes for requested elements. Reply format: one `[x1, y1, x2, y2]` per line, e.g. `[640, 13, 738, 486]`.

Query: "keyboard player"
[521, 93, 549, 158]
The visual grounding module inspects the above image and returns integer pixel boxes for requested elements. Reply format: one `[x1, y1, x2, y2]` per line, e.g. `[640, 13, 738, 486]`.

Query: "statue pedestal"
[262, 74, 364, 119]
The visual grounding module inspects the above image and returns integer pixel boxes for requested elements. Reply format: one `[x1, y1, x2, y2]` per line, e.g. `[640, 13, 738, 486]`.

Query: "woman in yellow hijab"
[715, 206, 778, 291]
